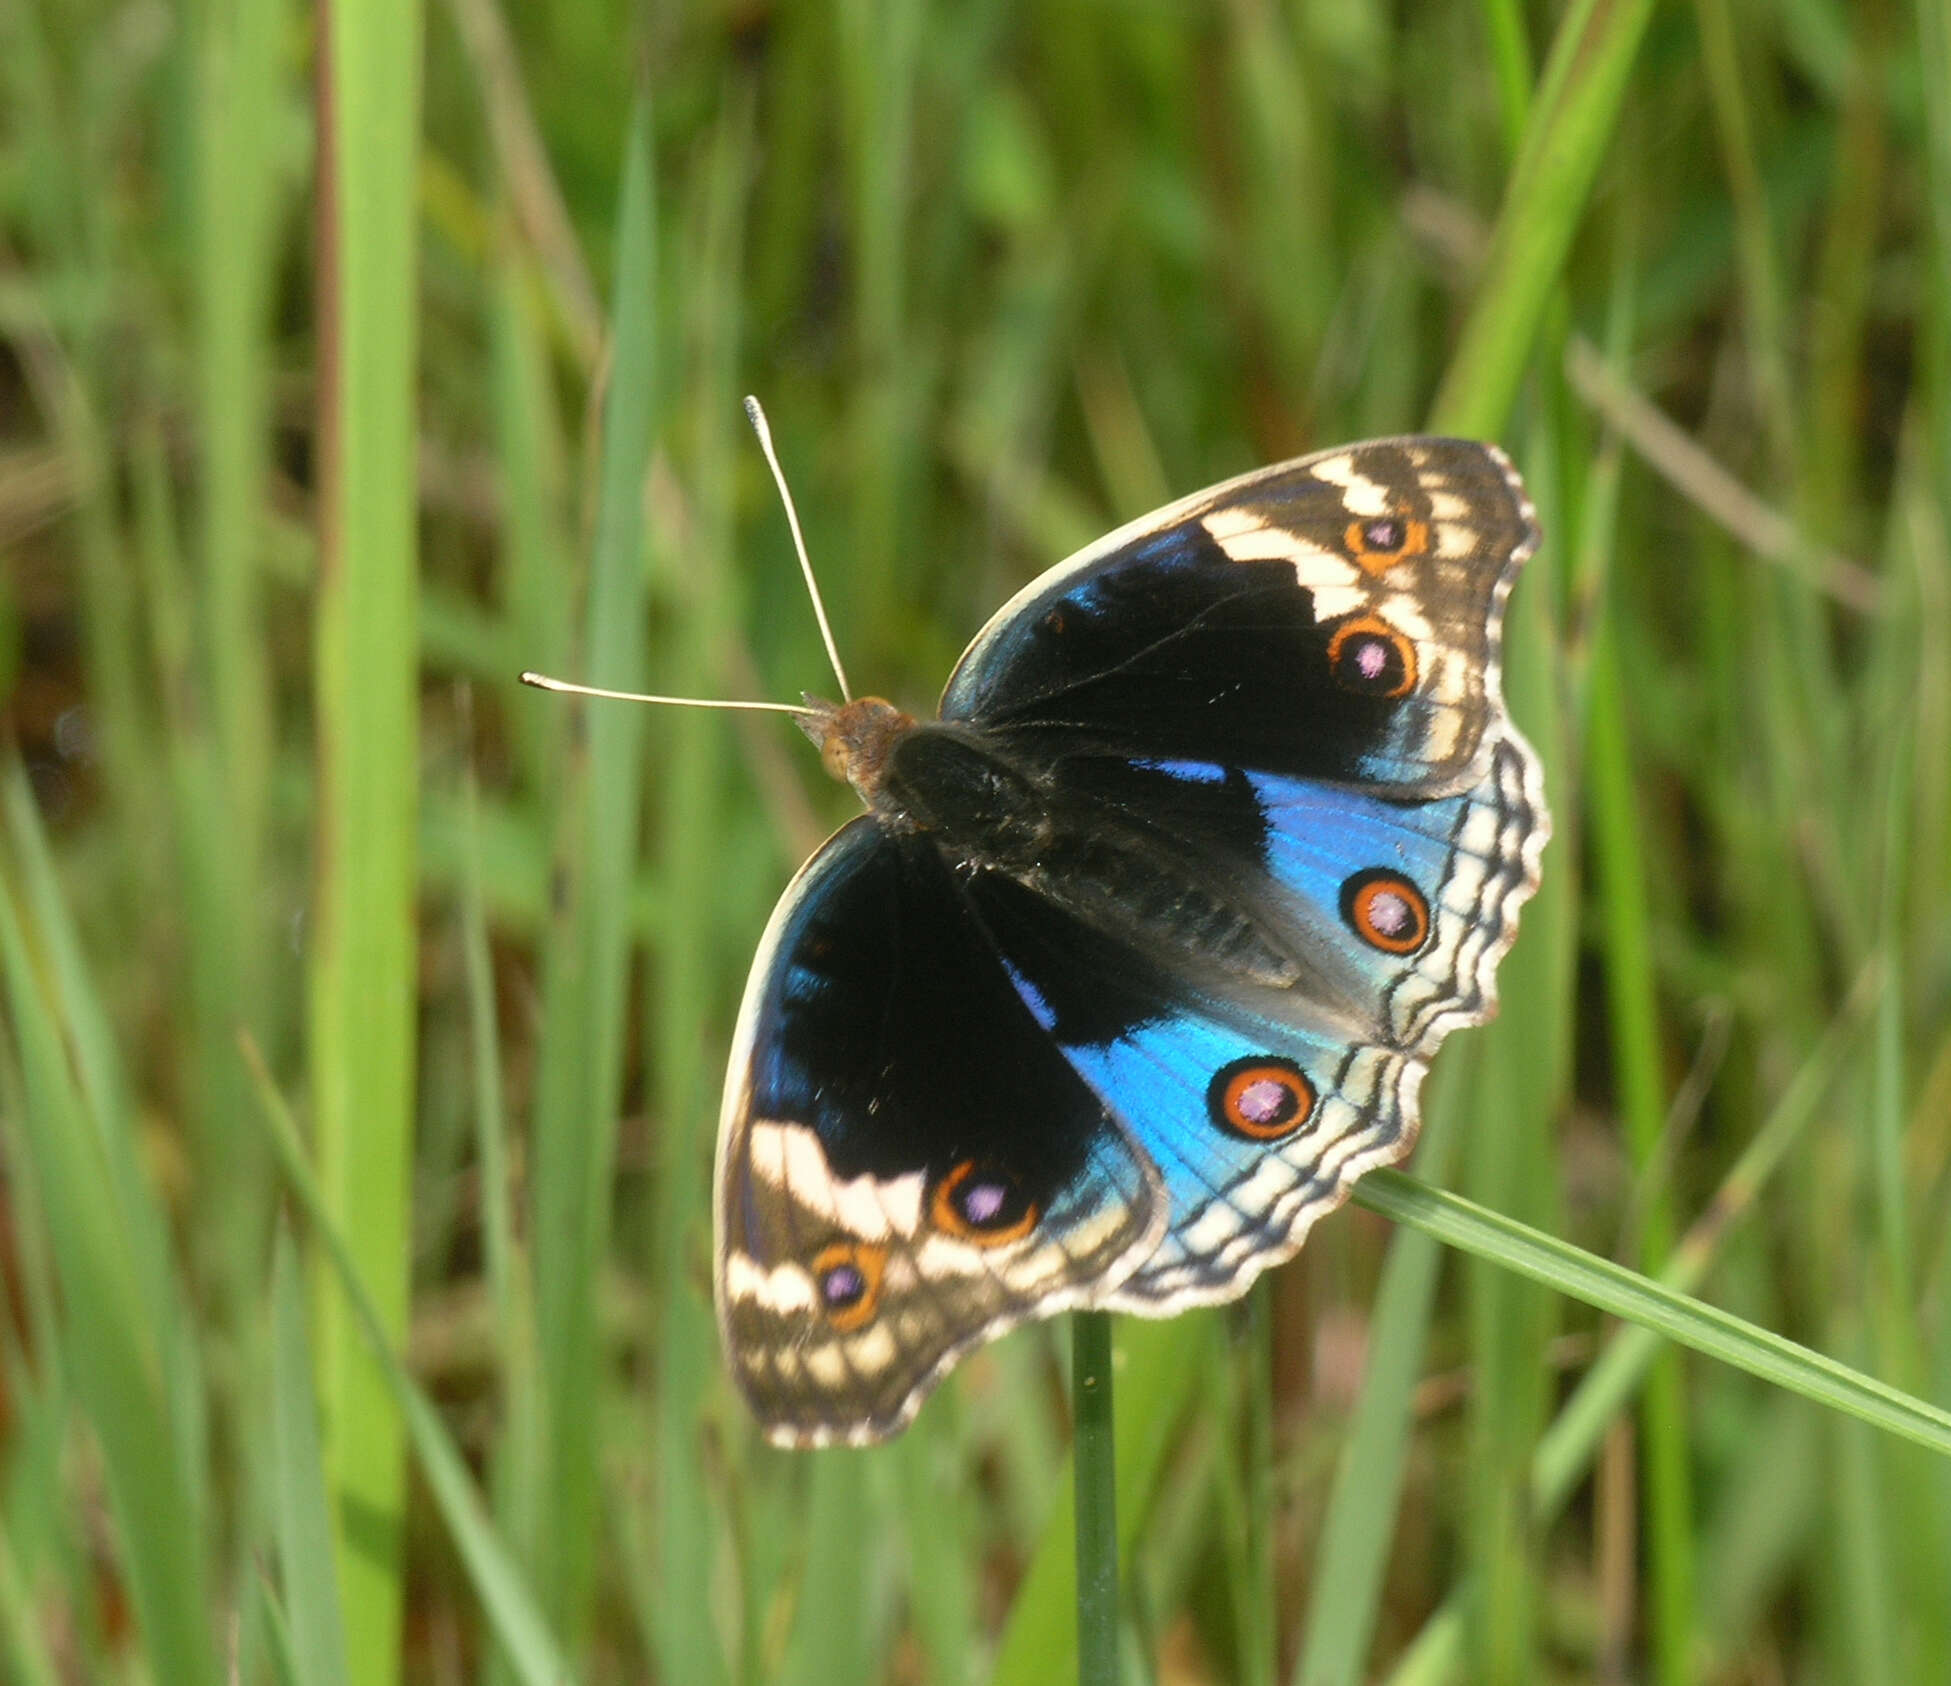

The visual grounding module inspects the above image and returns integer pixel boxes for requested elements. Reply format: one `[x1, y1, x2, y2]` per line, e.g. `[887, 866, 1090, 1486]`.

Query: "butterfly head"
[799, 694, 915, 804]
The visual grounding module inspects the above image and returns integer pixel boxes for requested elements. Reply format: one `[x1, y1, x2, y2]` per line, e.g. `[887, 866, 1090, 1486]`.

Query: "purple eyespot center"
[1365, 889, 1411, 936]
[1328, 618, 1415, 697]
[822, 1263, 866, 1306]
[960, 1179, 1009, 1226]
[1236, 1078, 1294, 1126]
[934, 1162, 1037, 1242]
[1341, 869, 1431, 953]
[1209, 1055, 1316, 1138]
[1364, 518, 1404, 550]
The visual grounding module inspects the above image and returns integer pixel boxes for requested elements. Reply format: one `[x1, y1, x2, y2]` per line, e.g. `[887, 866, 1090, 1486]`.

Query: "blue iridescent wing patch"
[960, 737, 1544, 1308]
[714, 436, 1548, 1445]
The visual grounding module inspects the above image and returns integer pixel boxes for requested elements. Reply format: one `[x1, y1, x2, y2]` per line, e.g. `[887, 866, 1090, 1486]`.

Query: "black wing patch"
[940, 437, 1536, 796]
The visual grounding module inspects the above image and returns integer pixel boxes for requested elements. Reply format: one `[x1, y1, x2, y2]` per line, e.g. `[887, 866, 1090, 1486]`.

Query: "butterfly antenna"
[517, 671, 814, 718]
[744, 395, 852, 703]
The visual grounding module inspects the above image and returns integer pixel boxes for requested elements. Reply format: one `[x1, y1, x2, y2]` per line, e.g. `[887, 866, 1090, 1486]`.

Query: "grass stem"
[1073, 1311, 1121, 1686]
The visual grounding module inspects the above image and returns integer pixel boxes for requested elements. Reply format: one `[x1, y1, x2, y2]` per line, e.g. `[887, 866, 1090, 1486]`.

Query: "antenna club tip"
[518, 670, 547, 688]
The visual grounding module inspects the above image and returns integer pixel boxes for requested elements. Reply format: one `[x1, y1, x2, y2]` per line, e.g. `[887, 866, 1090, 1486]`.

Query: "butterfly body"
[717, 436, 1549, 1446]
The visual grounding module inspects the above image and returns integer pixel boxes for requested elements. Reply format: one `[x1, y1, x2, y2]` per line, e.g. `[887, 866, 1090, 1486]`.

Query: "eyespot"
[1344, 514, 1429, 573]
[810, 1241, 886, 1331]
[932, 1161, 1038, 1245]
[1340, 869, 1430, 954]
[1327, 615, 1417, 698]
[1208, 1057, 1317, 1140]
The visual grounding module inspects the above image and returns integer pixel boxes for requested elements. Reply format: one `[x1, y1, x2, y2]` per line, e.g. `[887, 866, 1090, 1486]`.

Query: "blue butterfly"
[713, 437, 1549, 1446]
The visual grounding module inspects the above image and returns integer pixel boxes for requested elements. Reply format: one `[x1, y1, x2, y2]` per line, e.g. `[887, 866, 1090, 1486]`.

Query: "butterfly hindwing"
[959, 725, 1543, 1307]
[715, 816, 1165, 1446]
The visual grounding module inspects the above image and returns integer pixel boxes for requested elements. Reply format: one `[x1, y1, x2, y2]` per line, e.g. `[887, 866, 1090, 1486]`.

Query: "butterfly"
[712, 436, 1549, 1447]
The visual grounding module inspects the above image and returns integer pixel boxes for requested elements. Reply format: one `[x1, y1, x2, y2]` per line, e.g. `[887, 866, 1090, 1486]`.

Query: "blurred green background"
[3, 0, 1949, 1682]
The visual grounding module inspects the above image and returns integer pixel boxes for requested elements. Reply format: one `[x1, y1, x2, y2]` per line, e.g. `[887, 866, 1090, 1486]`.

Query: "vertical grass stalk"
[310, 0, 426, 1677]
[526, 88, 659, 1642]
[1073, 1311, 1120, 1686]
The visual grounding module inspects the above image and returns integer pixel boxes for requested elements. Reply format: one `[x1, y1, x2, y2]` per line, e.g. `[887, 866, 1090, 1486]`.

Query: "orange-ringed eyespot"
[1208, 1056, 1317, 1140]
[1341, 868, 1430, 954]
[1326, 615, 1417, 698]
[932, 1160, 1038, 1245]
[1344, 514, 1429, 573]
[811, 1241, 885, 1331]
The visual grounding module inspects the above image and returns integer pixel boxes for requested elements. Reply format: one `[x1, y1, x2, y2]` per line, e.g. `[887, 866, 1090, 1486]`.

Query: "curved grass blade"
[1352, 1169, 1951, 1461]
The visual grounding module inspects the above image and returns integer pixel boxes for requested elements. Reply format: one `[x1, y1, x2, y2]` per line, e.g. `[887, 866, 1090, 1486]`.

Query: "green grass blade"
[1294, 1062, 1470, 1686]
[0, 763, 196, 1459]
[246, 1038, 578, 1686]
[191, 0, 286, 1221]
[1380, 961, 1879, 1684]
[1429, 0, 1657, 437]
[526, 86, 660, 1644]
[1071, 1311, 1120, 1686]
[1587, 611, 1697, 1683]
[271, 1228, 352, 1686]
[0, 833, 218, 1684]
[310, 0, 426, 1675]
[990, 1317, 1206, 1686]
[0, 1456, 69, 1686]
[256, 1573, 306, 1686]
[1353, 1170, 1951, 1461]
[645, 82, 750, 1686]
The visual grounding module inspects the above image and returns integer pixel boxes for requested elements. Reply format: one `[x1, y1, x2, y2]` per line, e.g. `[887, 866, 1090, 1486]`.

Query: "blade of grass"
[0, 1442, 69, 1686]
[1351, 1169, 1951, 1461]
[0, 759, 195, 1434]
[271, 1229, 352, 1686]
[1691, 0, 1798, 478]
[778, 1453, 876, 1686]
[836, 0, 923, 657]
[989, 1316, 1207, 1686]
[191, 0, 287, 1180]
[310, 0, 426, 1676]
[244, 1035, 578, 1686]
[458, 714, 546, 1686]
[257, 1575, 306, 1686]
[525, 85, 660, 1644]
[1428, 0, 1658, 439]
[1295, 0, 1646, 1666]
[0, 825, 219, 1685]
[1588, 600, 1696, 1684]
[1381, 958, 1880, 1684]
[1238, 1280, 1274, 1686]
[490, 246, 576, 802]
[644, 81, 747, 1686]
[1294, 1056, 1471, 1686]
[1072, 1311, 1119, 1686]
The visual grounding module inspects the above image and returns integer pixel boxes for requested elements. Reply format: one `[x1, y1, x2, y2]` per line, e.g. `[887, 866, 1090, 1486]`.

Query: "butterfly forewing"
[714, 817, 1165, 1446]
[942, 437, 1536, 796]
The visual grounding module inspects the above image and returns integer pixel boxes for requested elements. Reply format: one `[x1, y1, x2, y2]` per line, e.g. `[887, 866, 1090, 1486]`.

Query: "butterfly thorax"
[802, 695, 917, 804]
